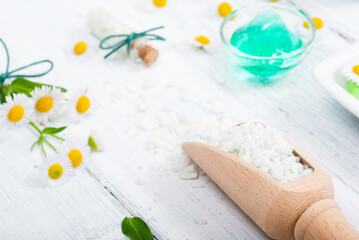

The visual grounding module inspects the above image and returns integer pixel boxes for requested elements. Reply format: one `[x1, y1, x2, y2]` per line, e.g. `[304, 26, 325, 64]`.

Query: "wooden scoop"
[182, 126, 359, 240]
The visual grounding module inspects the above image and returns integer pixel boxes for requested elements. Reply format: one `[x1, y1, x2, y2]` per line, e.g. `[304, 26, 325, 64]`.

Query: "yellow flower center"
[76, 96, 90, 114]
[74, 42, 87, 55]
[68, 149, 83, 167]
[304, 17, 323, 29]
[153, 0, 166, 7]
[48, 163, 64, 180]
[218, 3, 232, 17]
[36, 97, 53, 113]
[195, 36, 210, 45]
[353, 65, 359, 76]
[269, 0, 278, 2]
[7, 105, 25, 123]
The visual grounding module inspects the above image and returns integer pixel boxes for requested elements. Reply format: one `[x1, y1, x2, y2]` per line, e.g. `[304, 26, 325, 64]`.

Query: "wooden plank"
[82, 0, 359, 239]
[0, 129, 129, 239]
[287, 0, 359, 42]
[87, 43, 359, 239]
[1, 0, 358, 239]
[0, 1, 131, 239]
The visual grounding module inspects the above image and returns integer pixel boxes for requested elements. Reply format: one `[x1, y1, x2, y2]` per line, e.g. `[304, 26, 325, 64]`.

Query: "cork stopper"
[138, 45, 159, 65]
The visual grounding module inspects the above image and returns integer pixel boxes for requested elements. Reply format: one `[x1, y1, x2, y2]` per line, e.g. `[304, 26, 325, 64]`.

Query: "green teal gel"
[230, 10, 303, 79]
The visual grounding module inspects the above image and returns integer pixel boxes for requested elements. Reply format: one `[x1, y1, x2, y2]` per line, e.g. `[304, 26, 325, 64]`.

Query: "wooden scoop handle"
[295, 199, 359, 240]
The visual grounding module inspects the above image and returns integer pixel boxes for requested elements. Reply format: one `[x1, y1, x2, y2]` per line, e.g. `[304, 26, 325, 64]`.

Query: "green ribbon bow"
[0, 39, 53, 86]
[99, 26, 165, 59]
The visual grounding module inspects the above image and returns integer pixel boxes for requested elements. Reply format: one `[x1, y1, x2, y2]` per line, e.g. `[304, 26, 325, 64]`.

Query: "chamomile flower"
[304, 17, 324, 30]
[40, 154, 73, 187]
[59, 141, 91, 171]
[68, 88, 92, 122]
[74, 42, 87, 55]
[194, 36, 211, 50]
[341, 62, 359, 100]
[341, 62, 359, 86]
[218, 3, 232, 18]
[88, 130, 103, 151]
[0, 94, 33, 129]
[153, 0, 166, 8]
[31, 86, 64, 124]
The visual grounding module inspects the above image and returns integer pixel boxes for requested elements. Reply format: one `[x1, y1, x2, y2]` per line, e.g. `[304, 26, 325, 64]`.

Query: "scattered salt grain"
[170, 153, 192, 172]
[178, 164, 199, 180]
[136, 120, 152, 131]
[158, 168, 170, 177]
[135, 176, 147, 185]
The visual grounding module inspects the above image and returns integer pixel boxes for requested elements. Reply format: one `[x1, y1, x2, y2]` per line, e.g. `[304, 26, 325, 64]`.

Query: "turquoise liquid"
[230, 11, 303, 80]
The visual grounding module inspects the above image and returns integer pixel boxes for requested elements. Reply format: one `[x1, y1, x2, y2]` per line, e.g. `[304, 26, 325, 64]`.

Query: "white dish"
[313, 42, 359, 118]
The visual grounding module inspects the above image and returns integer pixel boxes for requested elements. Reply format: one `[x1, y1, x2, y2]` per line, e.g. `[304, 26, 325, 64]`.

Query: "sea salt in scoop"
[182, 122, 359, 240]
[190, 122, 312, 182]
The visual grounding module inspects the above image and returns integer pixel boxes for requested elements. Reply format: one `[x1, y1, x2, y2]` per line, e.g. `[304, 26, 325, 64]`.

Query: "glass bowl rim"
[219, 2, 316, 60]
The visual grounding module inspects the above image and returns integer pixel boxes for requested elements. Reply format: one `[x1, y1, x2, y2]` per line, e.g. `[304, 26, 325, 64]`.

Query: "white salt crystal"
[303, 168, 313, 176]
[171, 153, 192, 172]
[159, 118, 170, 128]
[147, 141, 157, 150]
[259, 166, 270, 174]
[181, 92, 192, 102]
[159, 168, 170, 177]
[142, 81, 158, 89]
[162, 106, 173, 113]
[135, 177, 147, 185]
[185, 122, 313, 183]
[136, 121, 152, 131]
[137, 103, 149, 112]
[178, 164, 199, 180]
[198, 169, 206, 176]
[145, 111, 311, 182]
[149, 161, 162, 171]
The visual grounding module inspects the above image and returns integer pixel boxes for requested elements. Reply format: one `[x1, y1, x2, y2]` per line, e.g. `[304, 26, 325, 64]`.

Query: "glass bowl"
[220, 3, 316, 83]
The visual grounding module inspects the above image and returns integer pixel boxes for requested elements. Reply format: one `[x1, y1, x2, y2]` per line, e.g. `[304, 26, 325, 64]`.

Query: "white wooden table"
[1, 0, 359, 239]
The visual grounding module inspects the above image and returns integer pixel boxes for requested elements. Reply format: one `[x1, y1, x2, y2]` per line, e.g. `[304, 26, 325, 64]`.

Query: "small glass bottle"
[88, 9, 159, 65]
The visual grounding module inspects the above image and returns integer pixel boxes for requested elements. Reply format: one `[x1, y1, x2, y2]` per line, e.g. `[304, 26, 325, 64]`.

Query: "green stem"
[30, 140, 39, 151]
[5, 85, 12, 96]
[45, 133, 65, 141]
[0, 84, 5, 95]
[29, 122, 63, 156]
[0, 84, 11, 103]
[29, 122, 42, 134]
[42, 137, 57, 152]
[39, 138, 46, 157]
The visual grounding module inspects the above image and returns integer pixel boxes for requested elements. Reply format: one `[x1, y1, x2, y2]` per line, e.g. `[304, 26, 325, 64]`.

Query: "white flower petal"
[30, 86, 65, 124]
[58, 140, 92, 171]
[0, 93, 33, 129]
[340, 61, 359, 86]
[66, 88, 93, 122]
[40, 154, 74, 188]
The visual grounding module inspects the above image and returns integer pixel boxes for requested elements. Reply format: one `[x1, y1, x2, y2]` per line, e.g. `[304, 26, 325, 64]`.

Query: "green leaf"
[10, 78, 37, 96]
[121, 217, 154, 240]
[10, 78, 67, 96]
[42, 126, 67, 135]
